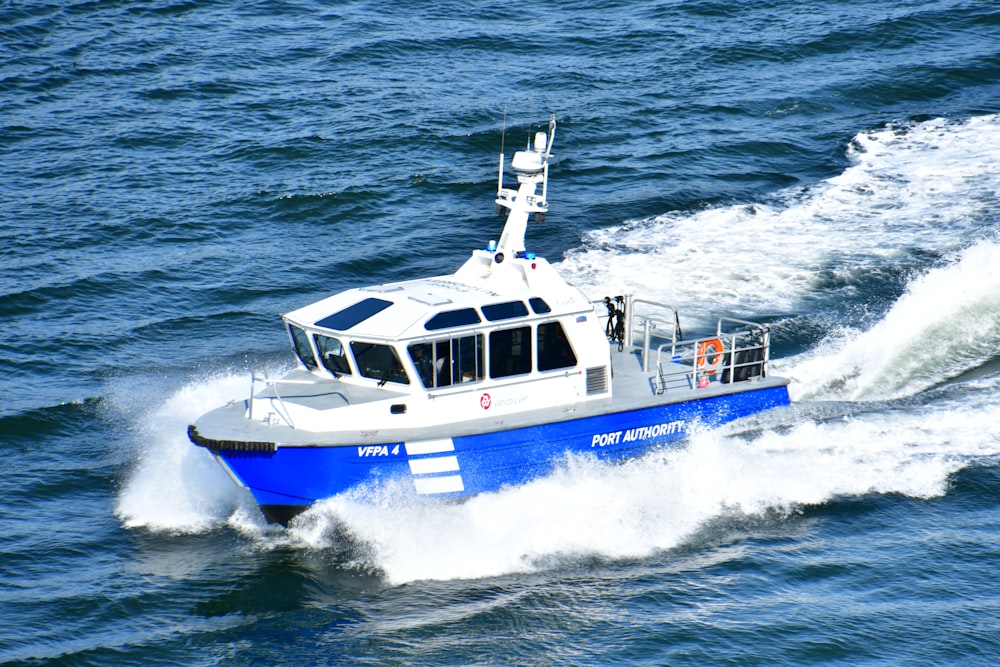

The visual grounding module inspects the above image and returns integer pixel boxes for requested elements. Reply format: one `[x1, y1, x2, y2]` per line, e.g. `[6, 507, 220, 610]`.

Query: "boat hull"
[199, 383, 790, 525]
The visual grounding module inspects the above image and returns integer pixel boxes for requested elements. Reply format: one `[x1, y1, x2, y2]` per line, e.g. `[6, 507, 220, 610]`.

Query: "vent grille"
[586, 366, 608, 395]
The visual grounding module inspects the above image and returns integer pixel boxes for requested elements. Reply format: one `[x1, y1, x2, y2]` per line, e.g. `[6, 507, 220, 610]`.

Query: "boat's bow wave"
[113, 372, 255, 532]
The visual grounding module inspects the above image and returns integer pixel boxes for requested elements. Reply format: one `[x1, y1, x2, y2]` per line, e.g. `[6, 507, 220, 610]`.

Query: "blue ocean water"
[2, 0, 1000, 664]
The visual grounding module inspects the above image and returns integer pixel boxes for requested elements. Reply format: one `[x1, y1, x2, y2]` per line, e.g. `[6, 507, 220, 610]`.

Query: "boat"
[188, 116, 791, 525]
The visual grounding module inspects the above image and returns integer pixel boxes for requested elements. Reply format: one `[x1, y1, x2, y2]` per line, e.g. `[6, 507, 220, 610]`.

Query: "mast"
[494, 115, 556, 256]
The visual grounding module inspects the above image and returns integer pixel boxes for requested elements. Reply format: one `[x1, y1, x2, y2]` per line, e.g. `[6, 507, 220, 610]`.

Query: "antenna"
[497, 105, 507, 202]
[541, 114, 556, 205]
[501, 105, 507, 154]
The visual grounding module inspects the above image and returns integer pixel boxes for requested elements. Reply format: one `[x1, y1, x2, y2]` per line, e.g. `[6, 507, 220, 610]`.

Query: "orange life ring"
[696, 338, 724, 375]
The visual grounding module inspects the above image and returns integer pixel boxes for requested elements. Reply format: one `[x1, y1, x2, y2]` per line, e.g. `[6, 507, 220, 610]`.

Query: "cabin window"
[529, 297, 551, 314]
[537, 322, 577, 371]
[482, 300, 529, 322]
[350, 341, 410, 385]
[314, 334, 352, 376]
[489, 326, 532, 378]
[453, 334, 485, 384]
[315, 298, 393, 331]
[408, 342, 432, 387]
[288, 324, 318, 371]
[425, 308, 481, 331]
[408, 334, 484, 389]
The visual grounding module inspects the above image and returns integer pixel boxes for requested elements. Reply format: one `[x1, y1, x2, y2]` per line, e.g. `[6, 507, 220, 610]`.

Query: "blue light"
[488, 240, 497, 251]
[525, 252, 536, 260]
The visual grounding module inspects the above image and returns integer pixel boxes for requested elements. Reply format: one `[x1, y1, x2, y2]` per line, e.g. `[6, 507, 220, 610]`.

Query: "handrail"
[629, 298, 682, 373]
[249, 366, 296, 429]
[653, 320, 770, 394]
[716, 316, 764, 335]
[628, 297, 681, 346]
[426, 368, 583, 399]
[592, 296, 682, 373]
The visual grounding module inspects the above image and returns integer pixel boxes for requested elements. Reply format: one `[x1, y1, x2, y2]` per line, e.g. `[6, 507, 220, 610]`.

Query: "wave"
[784, 239, 1000, 401]
[0, 398, 101, 445]
[558, 114, 1000, 328]
[113, 372, 252, 533]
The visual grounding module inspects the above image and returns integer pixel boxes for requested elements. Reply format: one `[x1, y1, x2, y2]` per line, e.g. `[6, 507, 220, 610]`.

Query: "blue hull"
[213, 385, 790, 522]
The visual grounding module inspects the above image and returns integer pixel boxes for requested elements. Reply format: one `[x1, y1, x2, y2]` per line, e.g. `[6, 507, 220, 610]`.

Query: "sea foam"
[784, 239, 1000, 401]
[559, 114, 1000, 326]
[114, 372, 252, 532]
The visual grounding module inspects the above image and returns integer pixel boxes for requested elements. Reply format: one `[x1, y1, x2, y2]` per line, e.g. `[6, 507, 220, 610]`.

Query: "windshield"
[350, 341, 409, 385]
[288, 324, 317, 370]
[314, 334, 352, 376]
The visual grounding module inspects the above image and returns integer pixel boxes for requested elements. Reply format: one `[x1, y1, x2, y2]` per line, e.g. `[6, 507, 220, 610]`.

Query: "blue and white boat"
[188, 116, 791, 525]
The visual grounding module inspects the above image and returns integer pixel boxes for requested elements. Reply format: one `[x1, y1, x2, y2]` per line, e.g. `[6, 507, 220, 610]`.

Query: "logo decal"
[480, 393, 492, 410]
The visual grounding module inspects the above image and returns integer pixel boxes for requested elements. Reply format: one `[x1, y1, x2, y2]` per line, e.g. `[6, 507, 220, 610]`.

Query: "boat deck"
[608, 344, 660, 400]
[250, 369, 407, 409]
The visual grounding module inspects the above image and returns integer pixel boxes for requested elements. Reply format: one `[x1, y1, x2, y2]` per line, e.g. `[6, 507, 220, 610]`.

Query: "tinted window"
[425, 308, 481, 331]
[350, 341, 409, 385]
[482, 301, 529, 322]
[315, 298, 393, 331]
[452, 334, 484, 384]
[409, 335, 483, 389]
[537, 322, 577, 371]
[288, 324, 317, 370]
[489, 327, 532, 378]
[529, 297, 551, 314]
[314, 334, 352, 376]
[408, 342, 443, 389]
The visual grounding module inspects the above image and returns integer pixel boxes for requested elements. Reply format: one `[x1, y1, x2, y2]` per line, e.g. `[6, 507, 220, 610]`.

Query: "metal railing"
[654, 318, 770, 394]
[590, 295, 771, 394]
[592, 296, 683, 372]
[248, 366, 296, 429]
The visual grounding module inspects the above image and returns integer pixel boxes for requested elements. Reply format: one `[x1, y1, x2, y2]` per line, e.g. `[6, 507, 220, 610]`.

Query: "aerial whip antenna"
[496, 105, 507, 209]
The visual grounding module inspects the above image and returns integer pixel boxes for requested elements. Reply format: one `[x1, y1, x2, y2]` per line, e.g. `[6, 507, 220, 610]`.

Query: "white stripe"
[405, 438, 455, 455]
[408, 456, 459, 475]
[413, 475, 465, 495]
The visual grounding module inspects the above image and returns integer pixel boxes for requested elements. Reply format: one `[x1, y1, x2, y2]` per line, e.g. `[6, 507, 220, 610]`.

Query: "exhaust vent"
[586, 366, 608, 395]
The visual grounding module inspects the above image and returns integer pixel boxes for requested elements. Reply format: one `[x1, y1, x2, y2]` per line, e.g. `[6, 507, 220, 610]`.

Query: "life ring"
[696, 338, 724, 375]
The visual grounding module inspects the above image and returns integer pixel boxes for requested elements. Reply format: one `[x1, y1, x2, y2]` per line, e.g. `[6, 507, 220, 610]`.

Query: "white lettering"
[591, 430, 624, 448]
[590, 421, 686, 448]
